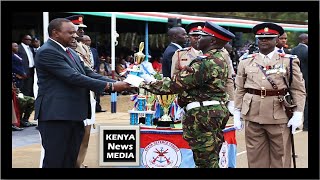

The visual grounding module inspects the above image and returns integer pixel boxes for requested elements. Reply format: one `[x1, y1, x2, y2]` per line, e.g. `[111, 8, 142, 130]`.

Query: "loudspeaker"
[167, 18, 182, 29]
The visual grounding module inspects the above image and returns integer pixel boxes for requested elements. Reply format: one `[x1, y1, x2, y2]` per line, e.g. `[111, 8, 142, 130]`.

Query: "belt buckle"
[261, 87, 266, 99]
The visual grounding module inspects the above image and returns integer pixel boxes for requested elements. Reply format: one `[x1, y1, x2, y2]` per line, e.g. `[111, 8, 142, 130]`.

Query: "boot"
[20, 117, 37, 127]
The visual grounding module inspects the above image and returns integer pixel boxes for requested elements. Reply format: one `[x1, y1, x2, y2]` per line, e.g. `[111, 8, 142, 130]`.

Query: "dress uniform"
[220, 47, 236, 115]
[66, 15, 95, 168]
[140, 21, 235, 168]
[170, 22, 204, 78]
[234, 23, 306, 168]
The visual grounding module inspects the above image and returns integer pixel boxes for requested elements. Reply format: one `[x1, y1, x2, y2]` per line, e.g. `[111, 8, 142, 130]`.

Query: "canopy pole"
[145, 21, 149, 61]
[43, 12, 49, 42]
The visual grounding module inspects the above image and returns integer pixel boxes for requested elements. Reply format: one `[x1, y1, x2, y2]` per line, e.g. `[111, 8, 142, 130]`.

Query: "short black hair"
[48, 18, 71, 37]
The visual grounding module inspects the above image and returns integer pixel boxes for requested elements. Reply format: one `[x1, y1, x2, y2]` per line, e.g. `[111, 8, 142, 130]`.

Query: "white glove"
[227, 101, 235, 115]
[18, 93, 24, 99]
[287, 112, 303, 134]
[233, 108, 243, 130]
[140, 74, 156, 84]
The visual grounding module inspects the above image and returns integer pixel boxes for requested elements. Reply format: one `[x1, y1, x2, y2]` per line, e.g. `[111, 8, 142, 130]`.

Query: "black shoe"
[96, 109, 106, 113]
[12, 125, 24, 131]
[101, 92, 108, 96]
[20, 121, 37, 127]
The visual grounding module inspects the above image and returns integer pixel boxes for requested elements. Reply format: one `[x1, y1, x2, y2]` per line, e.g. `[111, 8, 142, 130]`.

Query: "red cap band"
[71, 20, 82, 24]
[256, 28, 279, 35]
[202, 27, 231, 41]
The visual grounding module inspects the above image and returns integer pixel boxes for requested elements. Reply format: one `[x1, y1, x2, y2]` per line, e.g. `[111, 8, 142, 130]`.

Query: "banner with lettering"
[139, 126, 237, 168]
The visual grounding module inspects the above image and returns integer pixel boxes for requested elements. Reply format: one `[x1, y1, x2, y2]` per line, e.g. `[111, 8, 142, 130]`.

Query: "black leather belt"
[246, 88, 287, 97]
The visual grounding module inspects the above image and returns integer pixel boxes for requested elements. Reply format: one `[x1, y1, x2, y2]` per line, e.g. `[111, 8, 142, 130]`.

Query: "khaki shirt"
[171, 47, 202, 78]
[234, 52, 306, 124]
[75, 42, 92, 68]
[221, 48, 235, 101]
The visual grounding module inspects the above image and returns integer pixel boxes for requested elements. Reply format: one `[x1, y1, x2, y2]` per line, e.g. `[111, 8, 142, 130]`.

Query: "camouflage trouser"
[18, 95, 35, 121]
[182, 104, 229, 168]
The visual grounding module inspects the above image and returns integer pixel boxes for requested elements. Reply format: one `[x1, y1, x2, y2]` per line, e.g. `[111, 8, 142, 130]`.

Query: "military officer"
[170, 22, 204, 78]
[12, 84, 36, 127]
[139, 21, 235, 168]
[65, 15, 102, 168]
[234, 23, 306, 168]
[220, 44, 237, 116]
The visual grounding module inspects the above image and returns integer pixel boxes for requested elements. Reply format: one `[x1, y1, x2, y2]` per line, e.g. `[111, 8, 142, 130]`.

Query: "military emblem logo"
[142, 140, 182, 168]
[264, 27, 269, 32]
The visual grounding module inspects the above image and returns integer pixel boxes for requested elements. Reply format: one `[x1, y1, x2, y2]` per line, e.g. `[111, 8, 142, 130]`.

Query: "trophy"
[156, 94, 177, 127]
[146, 92, 156, 111]
[134, 42, 145, 65]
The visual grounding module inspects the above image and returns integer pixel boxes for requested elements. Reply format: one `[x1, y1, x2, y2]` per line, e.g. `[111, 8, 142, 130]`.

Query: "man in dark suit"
[12, 42, 27, 89]
[18, 34, 35, 97]
[35, 18, 132, 168]
[291, 33, 308, 131]
[81, 35, 105, 112]
[161, 26, 188, 77]
[276, 32, 291, 54]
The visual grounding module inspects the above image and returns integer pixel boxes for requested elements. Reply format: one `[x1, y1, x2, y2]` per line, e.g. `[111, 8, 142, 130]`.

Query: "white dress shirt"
[21, 43, 35, 68]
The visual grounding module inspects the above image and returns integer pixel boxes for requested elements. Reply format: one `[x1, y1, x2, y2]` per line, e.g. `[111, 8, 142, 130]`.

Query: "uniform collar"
[259, 49, 276, 59]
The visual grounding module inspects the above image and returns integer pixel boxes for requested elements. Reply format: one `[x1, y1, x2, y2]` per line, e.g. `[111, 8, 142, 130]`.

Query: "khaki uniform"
[235, 52, 306, 168]
[170, 47, 202, 78]
[74, 41, 95, 168]
[75, 42, 93, 69]
[221, 48, 235, 101]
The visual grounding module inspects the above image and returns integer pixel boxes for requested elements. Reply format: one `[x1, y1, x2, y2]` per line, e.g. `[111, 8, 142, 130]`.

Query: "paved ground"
[12, 95, 308, 168]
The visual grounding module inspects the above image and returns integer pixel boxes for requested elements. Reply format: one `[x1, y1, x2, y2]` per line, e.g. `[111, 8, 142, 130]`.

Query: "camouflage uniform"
[140, 49, 229, 168]
[18, 95, 35, 121]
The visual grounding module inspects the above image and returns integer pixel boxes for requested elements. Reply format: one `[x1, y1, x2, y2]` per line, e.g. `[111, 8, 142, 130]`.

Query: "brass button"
[262, 77, 266, 80]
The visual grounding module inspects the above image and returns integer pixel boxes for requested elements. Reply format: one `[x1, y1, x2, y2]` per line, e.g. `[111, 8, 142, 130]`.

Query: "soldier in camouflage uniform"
[18, 93, 35, 124]
[140, 21, 235, 168]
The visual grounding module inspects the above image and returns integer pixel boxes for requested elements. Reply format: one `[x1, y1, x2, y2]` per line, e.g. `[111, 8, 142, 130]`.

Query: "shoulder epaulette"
[240, 53, 257, 60]
[279, 53, 298, 59]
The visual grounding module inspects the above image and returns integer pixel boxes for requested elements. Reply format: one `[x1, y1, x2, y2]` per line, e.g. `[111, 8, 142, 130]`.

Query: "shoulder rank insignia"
[240, 53, 257, 60]
[279, 53, 298, 59]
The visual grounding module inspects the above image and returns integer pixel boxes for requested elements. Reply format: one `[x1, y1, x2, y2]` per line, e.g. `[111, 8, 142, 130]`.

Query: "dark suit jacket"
[34, 39, 116, 121]
[162, 43, 180, 77]
[18, 44, 32, 75]
[12, 53, 26, 88]
[291, 44, 308, 87]
[12, 54, 26, 76]
[91, 47, 100, 72]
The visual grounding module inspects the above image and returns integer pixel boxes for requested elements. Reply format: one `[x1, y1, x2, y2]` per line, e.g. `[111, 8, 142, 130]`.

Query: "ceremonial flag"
[221, 126, 237, 168]
[139, 127, 195, 168]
